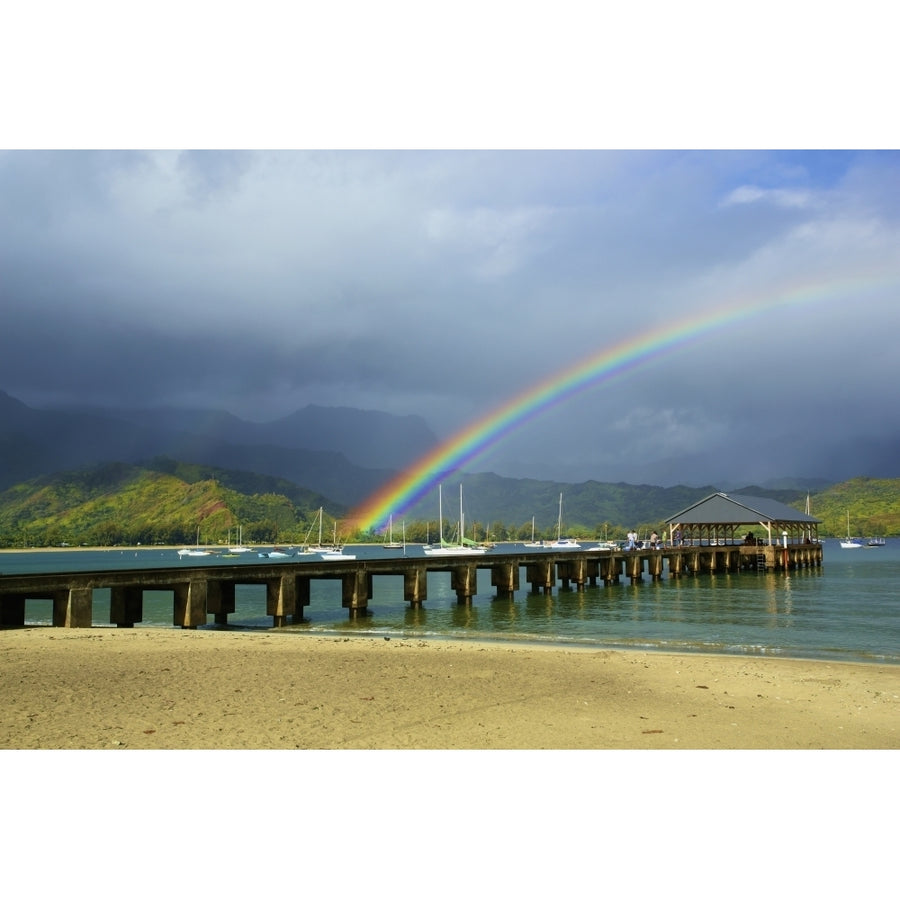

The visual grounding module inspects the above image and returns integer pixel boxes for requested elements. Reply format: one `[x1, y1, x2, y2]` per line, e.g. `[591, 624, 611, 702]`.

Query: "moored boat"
[546, 493, 581, 550]
[423, 484, 489, 556]
[382, 515, 403, 549]
[522, 515, 544, 548]
[840, 511, 863, 548]
[178, 525, 211, 557]
[228, 525, 251, 553]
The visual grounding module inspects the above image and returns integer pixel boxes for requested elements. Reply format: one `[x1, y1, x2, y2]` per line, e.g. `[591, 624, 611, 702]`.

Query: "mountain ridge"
[0, 390, 851, 506]
[2, 460, 897, 548]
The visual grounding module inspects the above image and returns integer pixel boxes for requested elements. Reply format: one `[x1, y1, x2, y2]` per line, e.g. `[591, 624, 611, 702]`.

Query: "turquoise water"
[3, 541, 899, 664]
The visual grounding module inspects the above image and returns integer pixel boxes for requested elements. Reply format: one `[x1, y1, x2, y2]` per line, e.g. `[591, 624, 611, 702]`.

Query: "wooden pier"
[0, 543, 823, 630]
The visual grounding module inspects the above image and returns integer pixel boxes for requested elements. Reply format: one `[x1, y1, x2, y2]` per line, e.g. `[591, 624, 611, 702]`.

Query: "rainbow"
[349, 272, 884, 532]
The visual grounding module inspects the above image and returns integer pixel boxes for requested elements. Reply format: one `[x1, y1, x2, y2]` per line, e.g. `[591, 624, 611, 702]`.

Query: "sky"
[3, 6, 899, 489]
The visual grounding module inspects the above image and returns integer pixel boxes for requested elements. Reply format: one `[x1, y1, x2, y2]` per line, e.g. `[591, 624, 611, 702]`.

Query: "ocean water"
[3, 541, 899, 665]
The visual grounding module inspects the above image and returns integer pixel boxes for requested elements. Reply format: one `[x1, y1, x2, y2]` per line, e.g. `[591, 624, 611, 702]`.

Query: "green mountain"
[0, 459, 345, 548]
[805, 477, 900, 538]
[2, 461, 898, 549]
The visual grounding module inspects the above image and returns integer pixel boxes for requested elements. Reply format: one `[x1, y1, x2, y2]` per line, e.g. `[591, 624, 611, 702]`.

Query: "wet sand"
[2, 627, 898, 749]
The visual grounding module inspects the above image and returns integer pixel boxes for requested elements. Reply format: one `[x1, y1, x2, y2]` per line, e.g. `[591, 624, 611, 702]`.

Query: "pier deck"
[0, 543, 823, 629]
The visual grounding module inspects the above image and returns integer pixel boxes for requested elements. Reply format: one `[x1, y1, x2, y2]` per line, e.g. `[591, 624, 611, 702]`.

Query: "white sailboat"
[292, 508, 322, 556]
[585, 525, 618, 551]
[320, 521, 356, 560]
[307, 507, 338, 553]
[382, 514, 403, 549]
[523, 515, 544, 548]
[840, 511, 863, 549]
[546, 493, 581, 550]
[228, 524, 251, 553]
[178, 525, 211, 557]
[423, 484, 488, 556]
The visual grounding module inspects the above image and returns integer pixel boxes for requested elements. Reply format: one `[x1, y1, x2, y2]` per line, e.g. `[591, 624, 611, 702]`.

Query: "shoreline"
[0, 542, 391, 553]
[25, 622, 899, 669]
[3, 627, 897, 749]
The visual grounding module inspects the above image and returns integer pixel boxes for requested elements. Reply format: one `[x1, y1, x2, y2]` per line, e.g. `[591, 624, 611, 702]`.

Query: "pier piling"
[0, 542, 824, 630]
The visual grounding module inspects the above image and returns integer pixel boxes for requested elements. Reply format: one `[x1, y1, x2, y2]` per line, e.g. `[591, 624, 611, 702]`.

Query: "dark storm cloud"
[1, 149, 899, 485]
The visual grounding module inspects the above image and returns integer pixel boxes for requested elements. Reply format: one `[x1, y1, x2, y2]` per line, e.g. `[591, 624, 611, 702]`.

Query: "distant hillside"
[808, 477, 900, 537]
[0, 457, 839, 548]
[0, 461, 347, 548]
[3, 452, 896, 549]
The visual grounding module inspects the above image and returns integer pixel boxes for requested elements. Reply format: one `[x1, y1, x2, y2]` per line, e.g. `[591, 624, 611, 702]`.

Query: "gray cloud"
[2, 149, 898, 486]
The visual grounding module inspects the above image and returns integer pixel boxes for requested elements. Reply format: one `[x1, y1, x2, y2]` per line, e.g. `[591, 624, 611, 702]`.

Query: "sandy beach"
[2, 627, 897, 749]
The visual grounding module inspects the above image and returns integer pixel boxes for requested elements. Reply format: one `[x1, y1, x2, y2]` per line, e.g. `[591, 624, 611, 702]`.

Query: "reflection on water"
[4, 543, 899, 664]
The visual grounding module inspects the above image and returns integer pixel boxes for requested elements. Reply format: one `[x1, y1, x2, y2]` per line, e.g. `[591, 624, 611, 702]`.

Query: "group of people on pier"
[625, 530, 662, 550]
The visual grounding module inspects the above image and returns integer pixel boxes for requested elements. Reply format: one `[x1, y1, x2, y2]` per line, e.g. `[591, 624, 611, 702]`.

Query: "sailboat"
[423, 484, 489, 556]
[228, 525, 251, 554]
[178, 525, 211, 557]
[585, 523, 618, 552]
[382, 514, 403, 549]
[320, 521, 356, 560]
[307, 507, 338, 553]
[523, 515, 544, 548]
[291, 509, 322, 556]
[546, 493, 581, 550]
[840, 511, 863, 549]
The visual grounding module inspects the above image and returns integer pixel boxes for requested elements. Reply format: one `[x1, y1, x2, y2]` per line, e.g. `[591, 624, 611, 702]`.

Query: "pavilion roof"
[665, 492, 821, 526]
